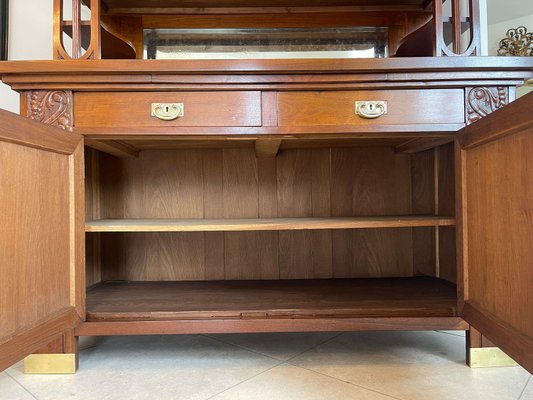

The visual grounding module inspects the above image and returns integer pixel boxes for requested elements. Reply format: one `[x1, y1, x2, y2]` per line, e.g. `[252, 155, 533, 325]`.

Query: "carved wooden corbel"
[465, 87, 509, 125]
[25, 90, 73, 131]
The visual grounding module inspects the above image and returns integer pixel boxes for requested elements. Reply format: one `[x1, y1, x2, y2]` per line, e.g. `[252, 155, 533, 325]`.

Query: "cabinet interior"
[84, 141, 457, 322]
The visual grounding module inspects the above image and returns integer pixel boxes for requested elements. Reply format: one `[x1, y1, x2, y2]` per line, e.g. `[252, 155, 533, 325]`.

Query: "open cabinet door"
[0, 109, 84, 371]
[457, 93, 533, 373]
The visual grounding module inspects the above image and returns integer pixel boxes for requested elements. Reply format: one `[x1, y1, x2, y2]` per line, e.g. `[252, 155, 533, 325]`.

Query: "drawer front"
[74, 92, 262, 128]
[278, 89, 465, 126]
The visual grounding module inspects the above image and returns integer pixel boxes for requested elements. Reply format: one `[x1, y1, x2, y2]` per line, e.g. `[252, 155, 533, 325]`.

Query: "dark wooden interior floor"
[86, 277, 458, 322]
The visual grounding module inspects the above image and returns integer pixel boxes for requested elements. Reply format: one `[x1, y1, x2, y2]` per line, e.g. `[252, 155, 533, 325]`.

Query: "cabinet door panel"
[457, 93, 533, 373]
[0, 110, 84, 371]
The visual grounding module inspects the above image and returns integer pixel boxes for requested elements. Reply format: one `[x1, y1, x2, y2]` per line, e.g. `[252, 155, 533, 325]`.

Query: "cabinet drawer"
[278, 89, 464, 126]
[74, 91, 262, 128]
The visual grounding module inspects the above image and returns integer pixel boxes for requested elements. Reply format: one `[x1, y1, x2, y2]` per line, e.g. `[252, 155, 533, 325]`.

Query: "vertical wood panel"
[103, 233, 206, 281]
[225, 232, 279, 280]
[277, 149, 313, 217]
[203, 149, 225, 280]
[0, 142, 73, 338]
[331, 147, 413, 277]
[261, 91, 278, 127]
[101, 150, 207, 281]
[222, 148, 278, 279]
[85, 148, 102, 287]
[258, 158, 278, 218]
[438, 143, 457, 283]
[223, 148, 258, 218]
[99, 152, 125, 218]
[278, 149, 332, 279]
[465, 131, 533, 337]
[279, 230, 332, 279]
[410, 149, 436, 276]
[333, 228, 414, 278]
[125, 149, 204, 219]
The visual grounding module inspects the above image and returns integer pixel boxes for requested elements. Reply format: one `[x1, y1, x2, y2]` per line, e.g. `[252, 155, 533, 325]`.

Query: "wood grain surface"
[0, 111, 83, 369]
[85, 145, 449, 281]
[86, 277, 458, 321]
[86, 216, 455, 232]
[74, 91, 262, 128]
[457, 93, 533, 373]
[278, 90, 464, 126]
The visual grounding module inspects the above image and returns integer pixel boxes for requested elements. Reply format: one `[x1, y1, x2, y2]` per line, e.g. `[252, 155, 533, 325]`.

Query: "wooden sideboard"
[0, 57, 532, 375]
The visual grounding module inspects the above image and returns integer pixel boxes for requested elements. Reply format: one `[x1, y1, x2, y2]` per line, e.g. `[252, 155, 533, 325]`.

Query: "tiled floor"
[1, 331, 531, 400]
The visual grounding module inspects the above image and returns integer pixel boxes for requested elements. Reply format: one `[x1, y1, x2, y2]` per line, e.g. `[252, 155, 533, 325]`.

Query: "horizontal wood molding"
[1, 57, 532, 75]
[141, 11, 426, 29]
[1, 59, 529, 93]
[109, 6, 432, 15]
[462, 303, 533, 374]
[77, 317, 468, 336]
[77, 125, 463, 137]
[0, 307, 79, 372]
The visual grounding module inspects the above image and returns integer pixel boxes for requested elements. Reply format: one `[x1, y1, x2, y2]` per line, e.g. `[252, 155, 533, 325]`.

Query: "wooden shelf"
[86, 277, 458, 322]
[85, 216, 456, 233]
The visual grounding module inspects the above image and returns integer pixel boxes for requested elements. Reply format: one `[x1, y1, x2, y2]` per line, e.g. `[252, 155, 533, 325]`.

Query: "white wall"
[0, 1, 53, 113]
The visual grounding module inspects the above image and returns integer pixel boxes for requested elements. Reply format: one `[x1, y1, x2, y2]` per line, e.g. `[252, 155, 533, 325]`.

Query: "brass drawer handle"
[355, 101, 387, 119]
[151, 103, 184, 121]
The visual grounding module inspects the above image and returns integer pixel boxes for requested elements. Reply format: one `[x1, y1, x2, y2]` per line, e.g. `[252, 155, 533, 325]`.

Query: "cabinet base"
[469, 348, 517, 368]
[23, 354, 77, 374]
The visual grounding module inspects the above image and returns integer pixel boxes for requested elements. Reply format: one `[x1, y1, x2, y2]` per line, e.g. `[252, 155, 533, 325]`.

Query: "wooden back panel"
[85, 145, 445, 281]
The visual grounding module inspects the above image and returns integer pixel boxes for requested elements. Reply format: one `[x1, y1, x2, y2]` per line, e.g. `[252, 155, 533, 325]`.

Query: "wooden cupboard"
[0, 59, 532, 374]
[0, 0, 532, 376]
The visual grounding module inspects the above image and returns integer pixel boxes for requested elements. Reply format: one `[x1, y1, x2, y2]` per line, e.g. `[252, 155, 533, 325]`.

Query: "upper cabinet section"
[97, 0, 430, 8]
[55, 0, 483, 60]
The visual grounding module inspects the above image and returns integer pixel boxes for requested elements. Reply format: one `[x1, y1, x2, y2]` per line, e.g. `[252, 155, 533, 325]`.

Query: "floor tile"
[521, 377, 533, 400]
[210, 364, 397, 400]
[7, 335, 279, 400]
[206, 332, 339, 361]
[0, 372, 36, 400]
[290, 331, 531, 400]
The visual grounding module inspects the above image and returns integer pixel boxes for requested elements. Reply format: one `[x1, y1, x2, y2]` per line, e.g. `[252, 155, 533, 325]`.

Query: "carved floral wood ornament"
[26, 90, 73, 131]
[498, 26, 533, 57]
[465, 87, 508, 125]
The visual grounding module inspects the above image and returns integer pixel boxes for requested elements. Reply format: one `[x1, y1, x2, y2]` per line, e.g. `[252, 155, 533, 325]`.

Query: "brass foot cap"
[23, 354, 77, 374]
[469, 347, 517, 368]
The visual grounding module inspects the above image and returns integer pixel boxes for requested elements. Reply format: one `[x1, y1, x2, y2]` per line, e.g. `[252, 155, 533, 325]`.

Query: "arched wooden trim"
[53, 0, 101, 60]
[433, 0, 481, 57]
